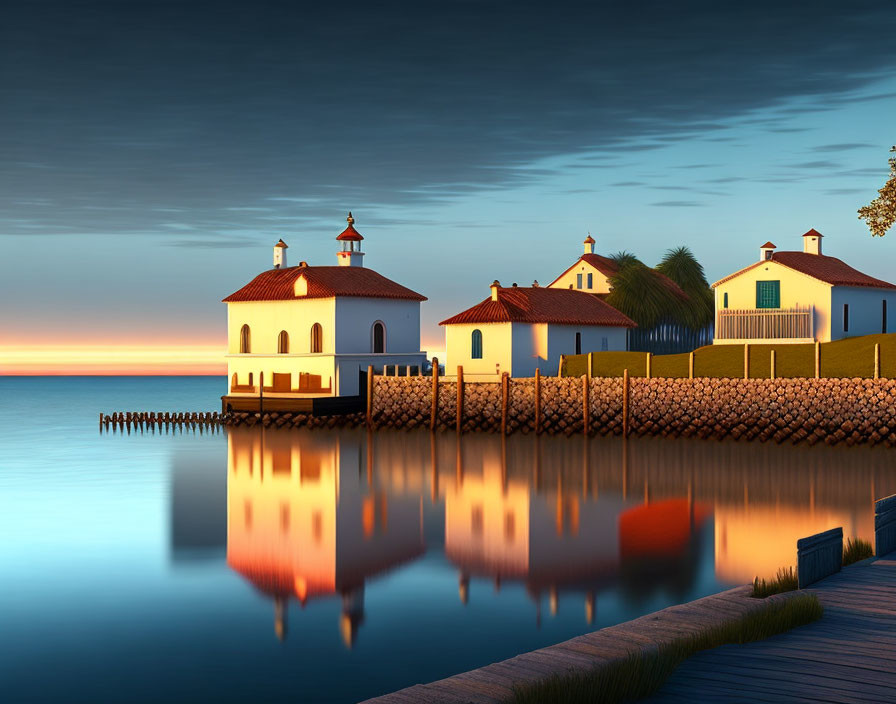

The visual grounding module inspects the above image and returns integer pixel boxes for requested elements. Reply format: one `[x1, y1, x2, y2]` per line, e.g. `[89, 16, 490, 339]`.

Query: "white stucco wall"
[227, 299, 336, 354]
[444, 321, 627, 378]
[334, 298, 422, 354]
[829, 287, 896, 340]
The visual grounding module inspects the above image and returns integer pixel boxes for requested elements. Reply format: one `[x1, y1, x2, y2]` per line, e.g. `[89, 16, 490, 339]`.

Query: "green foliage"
[511, 593, 822, 704]
[656, 246, 714, 329]
[751, 567, 798, 598]
[858, 146, 896, 238]
[842, 537, 874, 566]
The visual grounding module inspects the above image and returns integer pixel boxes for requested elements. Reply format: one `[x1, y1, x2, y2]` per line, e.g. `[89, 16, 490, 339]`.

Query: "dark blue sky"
[3, 1, 896, 353]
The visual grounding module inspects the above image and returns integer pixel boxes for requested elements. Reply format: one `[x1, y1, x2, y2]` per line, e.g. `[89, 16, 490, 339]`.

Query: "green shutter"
[755, 281, 780, 309]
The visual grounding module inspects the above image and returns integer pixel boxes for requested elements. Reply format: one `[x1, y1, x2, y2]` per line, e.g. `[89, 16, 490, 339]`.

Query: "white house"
[440, 282, 635, 379]
[222, 214, 427, 410]
[713, 229, 896, 344]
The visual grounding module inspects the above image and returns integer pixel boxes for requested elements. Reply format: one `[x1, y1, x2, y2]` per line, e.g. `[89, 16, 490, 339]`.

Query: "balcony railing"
[716, 306, 814, 341]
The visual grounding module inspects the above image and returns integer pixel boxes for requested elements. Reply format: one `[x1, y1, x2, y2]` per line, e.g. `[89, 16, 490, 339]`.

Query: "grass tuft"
[842, 537, 874, 566]
[751, 566, 799, 598]
[511, 593, 822, 704]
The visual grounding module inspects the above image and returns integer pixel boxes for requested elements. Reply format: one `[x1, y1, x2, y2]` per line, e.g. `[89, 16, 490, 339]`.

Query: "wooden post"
[501, 372, 510, 435]
[874, 343, 880, 380]
[534, 368, 542, 435]
[770, 349, 776, 380]
[366, 365, 374, 428]
[688, 351, 694, 379]
[456, 365, 464, 434]
[582, 374, 590, 436]
[259, 371, 264, 416]
[587, 352, 594, 379]
[815, 341, 821, 379]
[645, 353, 652, 379]
[623, 368, 630, 438]
[430, 358, 439, 430]
[744, 343, 750, 379]
[557, 354, 565, 377]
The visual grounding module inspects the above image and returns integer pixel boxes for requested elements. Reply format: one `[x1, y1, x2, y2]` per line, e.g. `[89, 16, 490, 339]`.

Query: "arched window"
[575, 332, 582, 355]
[471, 329, 483, 359]
[240, 324, 251, 353]
[310, 323, 323, 353]
[278, 330, 289, 354]
[372, 321, 386, 353]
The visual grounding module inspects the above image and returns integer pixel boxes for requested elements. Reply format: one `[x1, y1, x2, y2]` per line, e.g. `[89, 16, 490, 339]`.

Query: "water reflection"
[224, 427, 893, 647]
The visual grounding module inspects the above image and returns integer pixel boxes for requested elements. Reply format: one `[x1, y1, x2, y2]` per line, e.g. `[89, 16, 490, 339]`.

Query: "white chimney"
[584, 235, 595, 255]
[490, 280, 500, 301]
[803, 229, 823, 255]
[273, 239, 288, 268]
[759, 241, 776, 262]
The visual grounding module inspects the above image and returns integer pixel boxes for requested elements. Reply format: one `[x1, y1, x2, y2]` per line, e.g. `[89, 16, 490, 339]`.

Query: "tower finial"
[347, 211, 354, 225]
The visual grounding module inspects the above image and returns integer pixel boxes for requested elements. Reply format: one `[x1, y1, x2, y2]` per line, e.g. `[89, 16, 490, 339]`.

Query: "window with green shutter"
[755, 280, 780, 309]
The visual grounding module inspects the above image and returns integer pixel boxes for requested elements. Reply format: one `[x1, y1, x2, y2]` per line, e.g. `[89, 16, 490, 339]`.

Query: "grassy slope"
[560, 333, 896, 379]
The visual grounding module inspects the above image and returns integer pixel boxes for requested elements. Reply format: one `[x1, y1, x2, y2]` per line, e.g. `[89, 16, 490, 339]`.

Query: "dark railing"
[628, 319, 714, 355]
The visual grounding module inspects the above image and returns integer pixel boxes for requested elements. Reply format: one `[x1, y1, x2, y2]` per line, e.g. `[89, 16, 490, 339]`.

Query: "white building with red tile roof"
[222, 214, 427, 406]
[713, 229, 896, 344]
[440, 282, 634, 379]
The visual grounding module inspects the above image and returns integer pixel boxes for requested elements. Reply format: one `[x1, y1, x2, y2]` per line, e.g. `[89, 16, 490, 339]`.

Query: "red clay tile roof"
[548, 254, 689, 300]
[802, 228, 823, 238]
[336, 223, 364, 241]
[223, 265, 426, 302]
[712, 252, 896, 289]
[275, 239, 288, 248]
[584, 235, 595, 244]
[440, 286, 636, 327]
[760, 241, 776, 248]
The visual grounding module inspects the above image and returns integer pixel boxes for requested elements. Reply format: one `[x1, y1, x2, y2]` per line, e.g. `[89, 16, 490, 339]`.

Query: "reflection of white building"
[226, 428, 424, 647]
[443, 441, 710, 623]
[222, 214, 427, 410]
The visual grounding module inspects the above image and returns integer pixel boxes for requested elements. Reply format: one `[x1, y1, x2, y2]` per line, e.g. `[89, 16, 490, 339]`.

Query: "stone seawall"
[369, 376, 896, 446]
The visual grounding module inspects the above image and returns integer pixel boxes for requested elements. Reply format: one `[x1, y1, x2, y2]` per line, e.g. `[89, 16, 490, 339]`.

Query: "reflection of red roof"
[619, 498, 711, 559]
[713, 252, 896, 289]
[223, 266, 426, 302]
[440, 287, 636, 327]
[336, 223, 364, 242]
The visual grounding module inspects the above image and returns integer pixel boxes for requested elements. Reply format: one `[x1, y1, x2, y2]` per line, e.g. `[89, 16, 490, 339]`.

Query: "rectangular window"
[587, 273, 593, 289]
[844, 303, 849, 332]
[755, 280, 780, 309]
[601, 337, 608, 351]
[576, 273, 583, 289]
[883, 300, 888, 334]
[723, 292, 729, 309]
[575, 332, 582, 355]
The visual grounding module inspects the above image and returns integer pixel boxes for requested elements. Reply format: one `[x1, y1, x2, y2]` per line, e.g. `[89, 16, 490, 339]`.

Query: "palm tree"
[655, 246, 714, 329]
[606, 251, 690, 330]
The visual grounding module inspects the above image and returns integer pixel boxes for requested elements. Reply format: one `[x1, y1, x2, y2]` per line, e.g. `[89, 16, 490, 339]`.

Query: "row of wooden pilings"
[365, 361, 633, 436]
[100, 411, 222, 433]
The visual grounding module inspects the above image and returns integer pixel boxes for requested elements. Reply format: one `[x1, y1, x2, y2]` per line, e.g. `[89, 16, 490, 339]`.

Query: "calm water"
[2, 377, 894, 703]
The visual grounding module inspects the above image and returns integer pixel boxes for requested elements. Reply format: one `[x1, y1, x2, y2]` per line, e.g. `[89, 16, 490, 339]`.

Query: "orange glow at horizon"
[0, 344, 226, 375]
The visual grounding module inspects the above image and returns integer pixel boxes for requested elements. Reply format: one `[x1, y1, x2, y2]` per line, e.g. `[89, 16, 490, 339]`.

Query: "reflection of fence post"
[815, 341, 821, 379]
[874, 343, 880, 380]
[501, 372, 510, 435]
[259, 371, 264, 416]
[770, 350, 776, 380]
[623, 368, 630, 438]
[367, 365, 374, 428]
[582, 374, 590, 436]
[534, 368, 542, 435]
[688, 351, 694, 379]
[645, 353, 652, 379]
[456, 365, 464, 434]
[587, 352, 594, 379]
[744, 344, 750, 379]
[430, 358, 439, 431]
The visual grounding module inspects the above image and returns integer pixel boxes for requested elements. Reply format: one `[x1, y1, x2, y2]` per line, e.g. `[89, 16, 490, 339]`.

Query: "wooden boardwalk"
[649, 555, 896, 703]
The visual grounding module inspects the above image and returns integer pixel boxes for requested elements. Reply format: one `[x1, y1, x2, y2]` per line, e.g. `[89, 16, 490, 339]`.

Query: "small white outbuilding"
[440, 282, 635, 379]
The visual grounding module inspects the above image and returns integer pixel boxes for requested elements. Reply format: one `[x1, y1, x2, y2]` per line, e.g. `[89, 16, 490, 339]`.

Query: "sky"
[2, 0, 896, 373]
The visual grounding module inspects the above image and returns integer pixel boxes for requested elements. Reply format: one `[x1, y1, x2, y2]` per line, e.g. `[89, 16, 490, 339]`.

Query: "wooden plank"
[797, 526, 842, 587]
